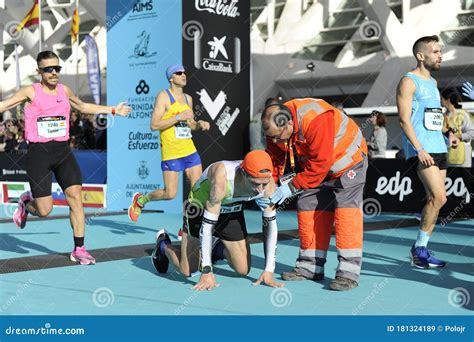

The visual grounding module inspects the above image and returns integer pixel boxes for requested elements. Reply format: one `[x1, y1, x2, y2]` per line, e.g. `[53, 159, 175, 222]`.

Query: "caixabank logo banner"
[193, 33, 241, 74]
[196, 88, 240, 137]
[183, 0, 250, 166]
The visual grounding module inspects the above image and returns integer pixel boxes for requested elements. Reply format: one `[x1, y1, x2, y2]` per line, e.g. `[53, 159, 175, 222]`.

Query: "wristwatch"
[444, 127, 458, 137]
[201, 265, 213, 274]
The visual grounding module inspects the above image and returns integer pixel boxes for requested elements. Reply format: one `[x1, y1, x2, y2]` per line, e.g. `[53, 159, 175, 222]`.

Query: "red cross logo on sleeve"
[347, 170, 356, 180]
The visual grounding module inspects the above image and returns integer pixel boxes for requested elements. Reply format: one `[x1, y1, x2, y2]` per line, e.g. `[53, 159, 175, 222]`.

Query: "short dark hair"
[261, 97, 281, 121]
[36, 50, 59, 64]
[412, 35, 439, 58]
[371, 110, 387, 127]
[264, 97, 281, 108]
[441, 87, 462, 109]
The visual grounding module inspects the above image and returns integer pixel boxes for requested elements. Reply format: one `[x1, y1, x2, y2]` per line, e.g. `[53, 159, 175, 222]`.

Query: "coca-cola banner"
[364, 159, 473, 218]
[182, 0, 251, 167]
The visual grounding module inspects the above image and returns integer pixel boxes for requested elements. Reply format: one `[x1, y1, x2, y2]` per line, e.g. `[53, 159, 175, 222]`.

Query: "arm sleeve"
[200, 210, 219, 267]
[367, 134, 376, 150]
[262, 210, 278, 272]
[375, 128, 387, 153]
[461, 112, 474, 143]
[292, 111, 335, 189]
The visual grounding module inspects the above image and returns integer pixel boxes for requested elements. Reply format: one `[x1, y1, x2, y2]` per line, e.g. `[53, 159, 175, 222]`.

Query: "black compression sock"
[74, 236, 85, 249]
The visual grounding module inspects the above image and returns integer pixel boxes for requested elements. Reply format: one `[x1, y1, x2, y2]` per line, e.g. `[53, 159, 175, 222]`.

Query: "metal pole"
[75, 0, 79, 94]
[38, 0, 42, 52]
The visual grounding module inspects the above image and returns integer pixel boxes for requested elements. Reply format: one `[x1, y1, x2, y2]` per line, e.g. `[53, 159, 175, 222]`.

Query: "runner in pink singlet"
[0, 50, 132, 265]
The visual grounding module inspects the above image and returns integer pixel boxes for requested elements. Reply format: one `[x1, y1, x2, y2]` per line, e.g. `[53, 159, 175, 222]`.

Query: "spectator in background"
[0, 118, 28, 152]
[95, 128, 106, 150]
[68, 110, 84, 150]
[367, 110, 387, 158]
[0, 120, 9, 151]
[17, 129, 28, 151]
[5, 118, 20, 134]
[1, 110, 13, 123]
[2, 130, 16, 152]
[3, 119, 21, 152]
[0, 122, 4, 144]
[441, 87, 474, 168]
[69, 110, 83, 138]
[69, 135, 79, 150]
[81, 116, 96, 150]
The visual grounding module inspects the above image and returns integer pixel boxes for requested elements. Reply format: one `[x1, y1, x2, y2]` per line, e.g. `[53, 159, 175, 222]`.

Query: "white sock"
[414, 229, 430, 248]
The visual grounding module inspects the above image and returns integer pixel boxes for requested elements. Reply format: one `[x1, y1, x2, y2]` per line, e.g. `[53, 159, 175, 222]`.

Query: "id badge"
[279, 172, 296, 186]
[37, 116, 67, 138]
[424, 108, 443, 131]
[175, 122, 192, 139]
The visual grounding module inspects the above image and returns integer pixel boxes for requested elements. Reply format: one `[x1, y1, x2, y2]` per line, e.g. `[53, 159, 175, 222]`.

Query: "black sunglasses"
[174, 71, 186, 76]
[265, 125, 287, 142]
[39, 65, 62, 73]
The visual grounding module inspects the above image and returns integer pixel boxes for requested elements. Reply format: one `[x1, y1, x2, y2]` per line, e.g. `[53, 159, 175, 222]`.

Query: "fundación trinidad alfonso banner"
[106, 0, 183, 212]
[106, 0, 250, 212]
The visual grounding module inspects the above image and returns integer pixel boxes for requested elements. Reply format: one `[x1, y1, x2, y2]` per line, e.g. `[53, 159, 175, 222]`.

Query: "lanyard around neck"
[279, 140, 296, 177]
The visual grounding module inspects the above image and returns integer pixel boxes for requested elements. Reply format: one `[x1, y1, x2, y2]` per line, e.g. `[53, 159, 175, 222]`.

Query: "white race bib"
[220, 203, 243, 214]
[424, 108, 443, 131]
[175, 122, 192, 139]
[37, 116, 67, 138]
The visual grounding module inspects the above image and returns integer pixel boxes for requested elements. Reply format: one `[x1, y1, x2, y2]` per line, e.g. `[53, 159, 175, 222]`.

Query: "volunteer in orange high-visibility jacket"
[258, 97, 368, 291]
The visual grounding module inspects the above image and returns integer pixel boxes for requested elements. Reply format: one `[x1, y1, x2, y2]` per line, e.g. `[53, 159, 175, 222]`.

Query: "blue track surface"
[0, 205, 472, 315]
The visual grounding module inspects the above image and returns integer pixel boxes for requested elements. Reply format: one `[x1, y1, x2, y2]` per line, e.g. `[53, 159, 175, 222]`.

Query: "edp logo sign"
[375, 172, 470, 203]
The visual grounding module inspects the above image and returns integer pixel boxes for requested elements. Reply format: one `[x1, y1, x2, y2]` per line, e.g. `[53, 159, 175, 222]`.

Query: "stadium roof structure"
[0, 0, 106, 102]
[1, 0, 473, 109]
[251, 0, 474, 109]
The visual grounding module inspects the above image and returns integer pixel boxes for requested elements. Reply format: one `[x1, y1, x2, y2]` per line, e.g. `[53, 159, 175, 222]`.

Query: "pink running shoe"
[13, 191, 33, 229]
[70, 246, 96, 265]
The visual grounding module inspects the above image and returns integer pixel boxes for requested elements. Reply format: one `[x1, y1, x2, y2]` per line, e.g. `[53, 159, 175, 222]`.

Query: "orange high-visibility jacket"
[266, 98, 367, 189]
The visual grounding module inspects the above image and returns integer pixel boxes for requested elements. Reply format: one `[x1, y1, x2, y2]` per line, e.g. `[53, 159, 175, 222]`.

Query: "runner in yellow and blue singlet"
[128, 64, 210, 225]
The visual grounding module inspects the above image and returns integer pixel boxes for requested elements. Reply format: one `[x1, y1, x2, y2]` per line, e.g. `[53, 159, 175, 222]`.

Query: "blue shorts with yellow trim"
[161, 151, 201, 172]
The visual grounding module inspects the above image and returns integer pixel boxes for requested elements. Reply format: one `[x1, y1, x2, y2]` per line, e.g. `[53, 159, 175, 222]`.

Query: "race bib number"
[220, 203, 242, 214]
[175, 122, 192, 139]
[37, 116, 67, 138]
[424, 108, 443, 131]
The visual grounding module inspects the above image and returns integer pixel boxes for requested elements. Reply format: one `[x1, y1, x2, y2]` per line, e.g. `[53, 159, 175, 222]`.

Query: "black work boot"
[281, 268, 324, 281]
[329, 276, 358, 291]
